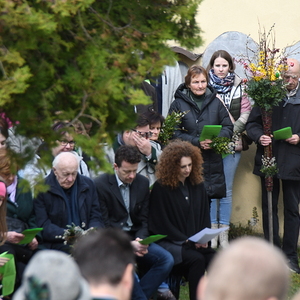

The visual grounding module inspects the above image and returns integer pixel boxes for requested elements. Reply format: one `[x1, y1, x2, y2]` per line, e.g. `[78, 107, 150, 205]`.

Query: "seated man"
[94, 145, 174, 300]
[73, 228, 135, 300]
[198, 236, 290, 300]
[34, 152, 103, 253]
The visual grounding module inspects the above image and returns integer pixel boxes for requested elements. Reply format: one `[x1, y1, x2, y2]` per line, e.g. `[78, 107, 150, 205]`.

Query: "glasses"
[60, 140, 76, 146]
[131, 129, 153, 139]
[283, 74, 298, 80]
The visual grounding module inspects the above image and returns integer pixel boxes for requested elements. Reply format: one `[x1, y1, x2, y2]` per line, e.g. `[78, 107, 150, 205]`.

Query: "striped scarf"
[209, 69, 235, 95]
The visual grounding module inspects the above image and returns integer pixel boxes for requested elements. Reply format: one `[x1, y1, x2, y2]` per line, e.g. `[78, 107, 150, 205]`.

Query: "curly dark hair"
[115, 145, 141, 167]
[156, 140, 204, 188]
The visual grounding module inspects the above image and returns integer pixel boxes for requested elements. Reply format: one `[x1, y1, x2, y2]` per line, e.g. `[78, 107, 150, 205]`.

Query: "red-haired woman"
[148, 140, 215, 300]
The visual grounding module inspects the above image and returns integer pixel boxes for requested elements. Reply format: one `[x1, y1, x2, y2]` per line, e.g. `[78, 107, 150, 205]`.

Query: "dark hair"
[140, 111, 165, 127]
[115, 145, 141, 167]
[185, 65, 209, 87]
[73, 228, 134, 286]
[0, 118, 9, 139]
[136, 113, 150, 128]
[51, 121, 70, 135]
[206, 50, 235, 73]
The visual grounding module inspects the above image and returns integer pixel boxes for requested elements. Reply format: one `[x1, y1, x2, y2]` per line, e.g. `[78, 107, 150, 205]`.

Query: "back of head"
[13, 250, 90, 300]
[73, 228, 135, 287]
[201, 237, 289, 300]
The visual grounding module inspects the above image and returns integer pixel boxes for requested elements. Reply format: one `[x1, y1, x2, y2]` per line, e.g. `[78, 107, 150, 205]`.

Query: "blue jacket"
[34, 171, 104, 247]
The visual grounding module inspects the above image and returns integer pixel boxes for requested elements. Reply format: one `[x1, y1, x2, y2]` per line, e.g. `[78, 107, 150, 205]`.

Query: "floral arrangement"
[56, 223, 96, 245]
[238, 24, 288, 111]
[158, 111, 189, 145]
[237, 24, 288, 186]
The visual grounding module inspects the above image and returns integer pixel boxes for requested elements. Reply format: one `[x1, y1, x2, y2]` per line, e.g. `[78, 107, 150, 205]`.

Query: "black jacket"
[168, 84, 233, 198]
[149, 179, 212, 264]
[94, 173, 150, 239]
[246, 88, 300, 180]
[34, 171, 103, 248]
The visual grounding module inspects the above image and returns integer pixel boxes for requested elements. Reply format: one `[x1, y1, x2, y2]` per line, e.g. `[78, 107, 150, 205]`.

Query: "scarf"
[60, 178, 81, 227]
[7, 176, 18, 203]
[209, 69, 235, 95]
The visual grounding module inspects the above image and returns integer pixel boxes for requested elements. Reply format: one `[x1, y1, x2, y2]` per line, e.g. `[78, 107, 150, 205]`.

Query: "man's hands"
[132, 132, 152, 156]
[131, 238, 149, 257]
[259, 135, 272, 146]
[286, 134, 300, 145]
[260, 134, 300, 146]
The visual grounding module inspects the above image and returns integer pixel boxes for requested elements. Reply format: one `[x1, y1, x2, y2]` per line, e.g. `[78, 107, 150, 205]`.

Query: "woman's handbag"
[235, 133, 253, 152]
[241, 133, 253, 151]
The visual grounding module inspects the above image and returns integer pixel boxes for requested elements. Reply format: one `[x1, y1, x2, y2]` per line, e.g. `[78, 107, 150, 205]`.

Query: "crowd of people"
[0, 50, 300, 300]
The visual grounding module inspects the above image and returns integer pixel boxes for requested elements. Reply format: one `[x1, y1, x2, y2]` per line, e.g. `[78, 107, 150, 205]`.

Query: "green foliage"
[158, 111, 189, 146]
[260, 155, 278, 177]
[228, 207, 261, 240]
[0, 0, 203, 170]
[209, 137, 235, 155]
[245, 78, 286, 111]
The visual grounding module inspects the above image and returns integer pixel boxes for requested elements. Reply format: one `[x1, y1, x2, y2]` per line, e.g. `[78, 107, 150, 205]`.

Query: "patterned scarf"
[7, 175, 18, 203]
[209, 69, 235, 95]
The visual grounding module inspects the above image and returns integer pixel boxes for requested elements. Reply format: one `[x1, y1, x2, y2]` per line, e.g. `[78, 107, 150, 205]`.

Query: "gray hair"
[52, 151, 80, 168]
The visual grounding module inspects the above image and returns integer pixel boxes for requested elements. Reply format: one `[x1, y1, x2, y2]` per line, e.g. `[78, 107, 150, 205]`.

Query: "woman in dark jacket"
[148, 140, 215, 300]
[0, 148, 40, 294]
[168, 65, 233, 199]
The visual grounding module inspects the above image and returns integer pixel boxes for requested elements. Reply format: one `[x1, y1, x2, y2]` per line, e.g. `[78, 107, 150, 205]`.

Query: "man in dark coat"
[246, 58, 300, 273]
[34, 152, 103, 252]
[94, 145, 174, 300]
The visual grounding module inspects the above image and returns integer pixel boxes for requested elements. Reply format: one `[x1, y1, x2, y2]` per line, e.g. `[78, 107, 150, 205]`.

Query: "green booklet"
[18, 228, 43, 245]
[139, 234, 167, 245]
[0, 252, 16, 296]
[273, 127, 292, 140]
[200, 125, 222, 141]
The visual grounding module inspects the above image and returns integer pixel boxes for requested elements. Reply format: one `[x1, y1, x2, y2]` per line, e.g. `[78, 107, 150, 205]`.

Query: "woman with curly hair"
[148, 140, 215, 300]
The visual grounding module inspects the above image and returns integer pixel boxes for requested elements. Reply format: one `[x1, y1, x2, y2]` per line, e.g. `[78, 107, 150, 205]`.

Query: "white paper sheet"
[188, 227, 229, 244]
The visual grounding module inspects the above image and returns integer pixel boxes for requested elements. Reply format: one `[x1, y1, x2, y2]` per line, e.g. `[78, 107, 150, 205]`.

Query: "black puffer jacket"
[168, 84, 233, 198]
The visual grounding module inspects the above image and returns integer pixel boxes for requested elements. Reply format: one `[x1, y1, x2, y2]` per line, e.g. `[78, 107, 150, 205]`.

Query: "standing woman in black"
[168, 65, 233, 199]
